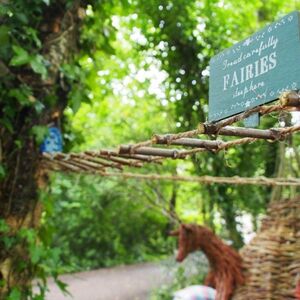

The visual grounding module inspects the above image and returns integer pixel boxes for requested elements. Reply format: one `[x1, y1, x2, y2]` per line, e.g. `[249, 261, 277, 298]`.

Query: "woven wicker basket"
[232, 197, 300, 300]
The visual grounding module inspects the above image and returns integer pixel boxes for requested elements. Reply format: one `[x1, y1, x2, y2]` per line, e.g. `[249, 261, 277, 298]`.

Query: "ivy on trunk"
[0, 0, 83, 297]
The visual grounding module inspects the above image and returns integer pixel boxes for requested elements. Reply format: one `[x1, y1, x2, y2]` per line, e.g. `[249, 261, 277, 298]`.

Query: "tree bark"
[0, 1, 82, 297]
[216, 186, 244, 249]
[270, 113, 293, 203]
[270, 142, 286, 203]
[165, 179, 178, 233]
[222, 203, 244, 249]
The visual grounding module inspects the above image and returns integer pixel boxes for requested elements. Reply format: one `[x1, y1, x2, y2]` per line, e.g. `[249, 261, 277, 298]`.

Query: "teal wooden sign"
[209, 11, 300, 122]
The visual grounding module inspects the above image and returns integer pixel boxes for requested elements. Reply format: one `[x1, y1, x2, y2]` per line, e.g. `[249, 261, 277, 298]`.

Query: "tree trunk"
[165, 180, 178, 233]
[216, 186, 244, 249]
[270, 142, 286, 203]
[222, 202, 244, 249]
[270, 114, 293, 203]
[0, 1, 82, 297]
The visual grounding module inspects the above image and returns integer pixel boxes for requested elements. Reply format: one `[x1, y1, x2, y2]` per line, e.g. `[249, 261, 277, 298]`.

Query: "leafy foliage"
[0, 215, 65, 300]
[45, 173, 173, 272]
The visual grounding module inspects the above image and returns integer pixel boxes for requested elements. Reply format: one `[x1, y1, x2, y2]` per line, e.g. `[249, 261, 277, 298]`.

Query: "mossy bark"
[0, 1, 82, 297]
[0, 200, 43, 296]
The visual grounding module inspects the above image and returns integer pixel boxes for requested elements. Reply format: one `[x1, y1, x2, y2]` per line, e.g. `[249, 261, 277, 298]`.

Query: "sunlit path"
[45, 262, 169, 300]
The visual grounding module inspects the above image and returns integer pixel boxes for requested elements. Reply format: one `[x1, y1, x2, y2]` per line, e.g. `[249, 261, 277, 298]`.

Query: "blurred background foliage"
[44, 173, 173, 273]
[47, 0, 300, 275]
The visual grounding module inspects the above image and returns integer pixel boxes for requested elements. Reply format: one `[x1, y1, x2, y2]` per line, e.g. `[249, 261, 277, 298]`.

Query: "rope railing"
[119, 93, 300, 154]
[100, 172, 300, 186]
[42, 91, 300, 185]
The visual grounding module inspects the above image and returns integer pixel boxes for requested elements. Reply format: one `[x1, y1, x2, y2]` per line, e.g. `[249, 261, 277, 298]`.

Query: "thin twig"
[100, 171, 300, 186]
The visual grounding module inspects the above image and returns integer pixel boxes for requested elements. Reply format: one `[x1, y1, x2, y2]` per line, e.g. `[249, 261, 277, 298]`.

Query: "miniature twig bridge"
[42, 91, 300, 186]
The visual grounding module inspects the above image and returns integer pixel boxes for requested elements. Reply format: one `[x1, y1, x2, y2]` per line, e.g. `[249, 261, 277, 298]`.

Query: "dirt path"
[45, 262, 170, 300]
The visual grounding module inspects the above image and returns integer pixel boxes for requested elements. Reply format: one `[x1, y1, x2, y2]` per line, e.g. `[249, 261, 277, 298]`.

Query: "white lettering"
[245, 64, 254, 81]
[260, 55, 269, 74]
[224, 74, 230, 90]
[269, 52, 277, 70]
[240, 66, 245, 83]
[221, 35, 279, 70]
[223, 51, 277, 90]
[231, 71, 239, 87]
[254, 60, 260, 77]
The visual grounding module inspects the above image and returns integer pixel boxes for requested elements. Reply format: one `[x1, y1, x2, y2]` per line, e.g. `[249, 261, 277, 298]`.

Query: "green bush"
[44, 173, 173, 273]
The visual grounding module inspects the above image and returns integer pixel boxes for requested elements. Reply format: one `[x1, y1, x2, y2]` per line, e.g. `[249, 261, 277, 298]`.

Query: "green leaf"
[0, 278, 5, 288]
[8, 87, 32, 106]
[54, 278, 69, 294]
[70, 88, 82, 113]
[14, 140, 22, 149]
[3, 236, 16, 249]
[0, 25, 10, 59]
[30, 55, 47, 79]
[0, 118, 13, 133]
[7, 288, 21, 300]
[0, 219, 9, 233]
[10, 46, 31, 66]
[0, 4, 9, 16]
[31, 125, 49, 144]
[25, 27, 41, 48]
[30, 245, 43, 264]
[34, 101, 45, 113]
[15, 12, 28, 24]
[0, 165, 6, 180]
[32, 295, 45, 300]
[43, 0, 51, 5]
[19, 228, 36, 243]
[0, 25, 9, 45]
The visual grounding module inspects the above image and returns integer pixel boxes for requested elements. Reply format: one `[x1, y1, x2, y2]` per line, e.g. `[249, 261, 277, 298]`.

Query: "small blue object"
[243, 112, 260, 128]
[40, 127, 63, 153]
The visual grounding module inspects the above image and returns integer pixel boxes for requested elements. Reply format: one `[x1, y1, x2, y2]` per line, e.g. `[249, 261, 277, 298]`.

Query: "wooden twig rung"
[153, 137, 222, 149]
[99, 150, 163, 163]
[119, 145, 183, 158]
